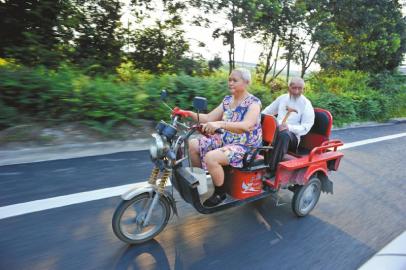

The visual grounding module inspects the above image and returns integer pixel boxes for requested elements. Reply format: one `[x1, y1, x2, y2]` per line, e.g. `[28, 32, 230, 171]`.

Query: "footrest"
[177, 167, 199, 187]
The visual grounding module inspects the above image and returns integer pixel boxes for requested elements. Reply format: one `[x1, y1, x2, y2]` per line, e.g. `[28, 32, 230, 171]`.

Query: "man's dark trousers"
[270, 130, 298, 171]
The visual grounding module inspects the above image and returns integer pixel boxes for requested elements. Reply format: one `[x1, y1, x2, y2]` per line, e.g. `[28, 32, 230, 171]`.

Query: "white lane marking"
[0, 172, 22, 176]
[339, 133, 406, 150]
[358, 231, 406, 269]
[1, 132, 405, 220]
[52, 168, 75, 173]
[0, 182, 146, 220]
[97, 158, 127, 162]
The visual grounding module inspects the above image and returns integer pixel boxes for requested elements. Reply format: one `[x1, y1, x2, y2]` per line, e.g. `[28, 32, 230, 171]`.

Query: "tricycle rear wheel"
[291, 176, 321, 217]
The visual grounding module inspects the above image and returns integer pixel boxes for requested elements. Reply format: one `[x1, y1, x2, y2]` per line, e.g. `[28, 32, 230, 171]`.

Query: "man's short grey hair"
[233, 68, 252, 84]
[288, 77, 305, 87]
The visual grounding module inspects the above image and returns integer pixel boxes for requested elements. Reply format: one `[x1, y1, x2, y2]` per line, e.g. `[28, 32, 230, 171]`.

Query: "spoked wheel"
[291, 177, 322, 217]
[112, 193, 170, 244]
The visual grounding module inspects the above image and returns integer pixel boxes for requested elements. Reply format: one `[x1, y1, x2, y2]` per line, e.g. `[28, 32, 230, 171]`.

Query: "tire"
[112, 193, 170, 244]
[291, 176, 322, 217]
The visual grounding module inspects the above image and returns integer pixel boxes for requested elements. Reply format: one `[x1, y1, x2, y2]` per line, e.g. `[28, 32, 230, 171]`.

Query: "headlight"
[162, 124, 177, 140]
[155, 121, 177, 141]
[149, 133, 167, 159]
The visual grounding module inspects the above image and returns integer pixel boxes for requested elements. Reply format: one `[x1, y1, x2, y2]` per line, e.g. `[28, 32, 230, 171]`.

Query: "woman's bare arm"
[189, 104, 223, 123]
[203, 103, 261, 134]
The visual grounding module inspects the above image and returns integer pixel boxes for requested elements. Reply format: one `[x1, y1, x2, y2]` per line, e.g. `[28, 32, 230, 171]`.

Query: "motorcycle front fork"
[143, 168, 170, 226]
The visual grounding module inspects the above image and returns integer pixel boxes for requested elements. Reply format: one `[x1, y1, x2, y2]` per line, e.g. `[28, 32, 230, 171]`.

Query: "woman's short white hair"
[233, 68, 252, 84]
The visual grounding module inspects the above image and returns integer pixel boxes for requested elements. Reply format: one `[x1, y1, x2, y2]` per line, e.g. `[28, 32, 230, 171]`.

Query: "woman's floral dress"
[199, 94, 262, 169]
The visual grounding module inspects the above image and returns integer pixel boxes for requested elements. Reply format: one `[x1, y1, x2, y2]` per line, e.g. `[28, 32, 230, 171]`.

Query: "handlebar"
[172, 115, 179, 125]
[308, 140, 344, 162]
[192, 124, 223, 136]
[215, 128, 224, 134]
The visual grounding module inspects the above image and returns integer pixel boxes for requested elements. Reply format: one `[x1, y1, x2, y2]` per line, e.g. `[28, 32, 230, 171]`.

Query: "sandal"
[203, 193, 226, 207]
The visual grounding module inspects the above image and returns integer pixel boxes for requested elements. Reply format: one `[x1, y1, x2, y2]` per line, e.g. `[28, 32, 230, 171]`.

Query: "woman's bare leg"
[204, 149, 229, 186]
[202, 149, 229, 207]
[188, 139, 202, 168]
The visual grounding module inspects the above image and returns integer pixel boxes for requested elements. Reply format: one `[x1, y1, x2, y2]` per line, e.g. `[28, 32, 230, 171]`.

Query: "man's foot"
[203, 193, 226, 207]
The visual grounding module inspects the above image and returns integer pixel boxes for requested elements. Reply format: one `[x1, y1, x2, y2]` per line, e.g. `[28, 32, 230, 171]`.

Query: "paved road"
[0, 123, 405, 270]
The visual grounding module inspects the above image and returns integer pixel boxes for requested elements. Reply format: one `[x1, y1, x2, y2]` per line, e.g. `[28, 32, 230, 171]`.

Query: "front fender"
[120, 184, 178, 217]
[121, 184, 155, 200]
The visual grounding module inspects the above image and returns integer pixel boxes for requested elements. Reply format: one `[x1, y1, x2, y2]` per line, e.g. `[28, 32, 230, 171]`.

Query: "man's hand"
[279, 123, 289, 131]
[172, 107, 191, 118]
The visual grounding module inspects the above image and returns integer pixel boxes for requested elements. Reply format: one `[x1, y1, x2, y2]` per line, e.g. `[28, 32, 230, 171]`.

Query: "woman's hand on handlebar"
[201, 121, 223, 134]
[172, 107, 191, 118]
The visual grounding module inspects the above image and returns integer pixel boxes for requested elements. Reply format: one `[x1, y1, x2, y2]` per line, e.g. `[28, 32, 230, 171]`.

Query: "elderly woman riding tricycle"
[111, 71, 344, 245]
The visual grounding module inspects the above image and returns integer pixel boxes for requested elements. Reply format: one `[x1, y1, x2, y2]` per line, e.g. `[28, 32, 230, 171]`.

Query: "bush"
[127, 71, 271, 120]
[307, 70, 399, 125]
[0, 63, 147, 128]
[307, 91, 357, 125]
[0, 61, 404, 131]
[307, 70, 371, 94]
[368, 71, 406, 117]
[0, 100, 18, 129]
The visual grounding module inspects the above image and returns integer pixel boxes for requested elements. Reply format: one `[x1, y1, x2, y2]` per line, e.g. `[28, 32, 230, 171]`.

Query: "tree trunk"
[267, 62, 287, 85]
[262, 35, 276, 84]
[228, 31, 235, 74]
[228, 3, 236, 74]
[301, 46, 318, 78]
[286, 29, 294, 82]
[272, 40, 280, 78]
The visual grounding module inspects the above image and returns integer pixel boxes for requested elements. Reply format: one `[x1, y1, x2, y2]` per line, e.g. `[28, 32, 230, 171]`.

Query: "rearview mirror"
[193, 97, 207, 112]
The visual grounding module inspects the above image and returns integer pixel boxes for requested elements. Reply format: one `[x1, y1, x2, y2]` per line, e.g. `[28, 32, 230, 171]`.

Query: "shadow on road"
[108, 193, 376, 270]
[114, 239, 171, 270]
[0, 189, 379, 270]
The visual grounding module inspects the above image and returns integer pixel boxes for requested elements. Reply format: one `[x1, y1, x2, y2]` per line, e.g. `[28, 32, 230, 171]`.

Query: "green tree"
[247, 0, 291, 84]
[311, 0, 406, 72]
[178, 55, 211, 76]
[190, 0, 259, 74]
[291, 0, 331, 78]
[0, 0, 126, 71]
[130, 21, 189, 73]
[208, 56, 223, 72]
[72, 0, 124, 72]
[126, 0, 195, 74]
[279, 0, 303, 81]
[0, 0, 73, 67]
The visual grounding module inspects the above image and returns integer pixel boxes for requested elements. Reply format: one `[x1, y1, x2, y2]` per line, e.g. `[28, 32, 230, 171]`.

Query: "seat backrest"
[261, 114, 278, 145]
[299, 108, 332, 150]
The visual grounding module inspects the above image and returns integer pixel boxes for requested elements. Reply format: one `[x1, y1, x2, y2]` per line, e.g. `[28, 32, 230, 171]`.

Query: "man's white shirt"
[262, 94, 315, 140]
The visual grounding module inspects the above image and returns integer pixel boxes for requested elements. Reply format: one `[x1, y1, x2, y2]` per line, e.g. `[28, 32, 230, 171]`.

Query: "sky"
[182, 20, 265, 65]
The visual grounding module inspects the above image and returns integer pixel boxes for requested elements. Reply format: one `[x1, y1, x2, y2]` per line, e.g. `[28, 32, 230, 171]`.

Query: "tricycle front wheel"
[291, 176, 322, 217]
[112, 193, 170, 244]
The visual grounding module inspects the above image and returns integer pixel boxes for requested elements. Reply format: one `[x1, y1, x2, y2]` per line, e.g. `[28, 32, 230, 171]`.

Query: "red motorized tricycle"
[112, 92, 344, 244]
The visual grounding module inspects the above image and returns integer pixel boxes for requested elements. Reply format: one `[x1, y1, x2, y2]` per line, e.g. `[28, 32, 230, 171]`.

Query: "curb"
[1, 118, 405, 166]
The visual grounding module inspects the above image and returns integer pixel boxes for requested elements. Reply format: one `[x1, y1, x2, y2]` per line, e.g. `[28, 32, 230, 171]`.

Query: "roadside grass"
[0, 62, 405, 134]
